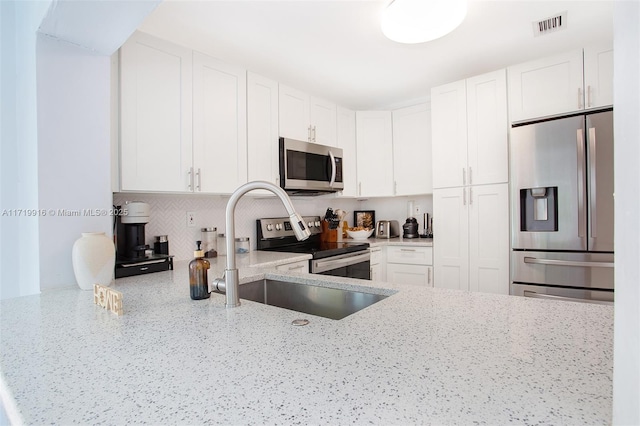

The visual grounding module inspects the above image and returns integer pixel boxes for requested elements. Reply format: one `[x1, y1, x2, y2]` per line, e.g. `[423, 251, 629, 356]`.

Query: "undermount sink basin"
[217, 279, 389, 320]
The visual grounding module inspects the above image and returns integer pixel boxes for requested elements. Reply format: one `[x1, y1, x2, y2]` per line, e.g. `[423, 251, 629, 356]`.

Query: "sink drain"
[291, 319, 309, 326]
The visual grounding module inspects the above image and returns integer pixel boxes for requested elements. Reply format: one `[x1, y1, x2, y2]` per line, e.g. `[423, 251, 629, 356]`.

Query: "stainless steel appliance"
[510, 109, 614, 304]
[279, 138, 344, 194]
[376, 220, 400, 238]
[257, 216, 370, 279]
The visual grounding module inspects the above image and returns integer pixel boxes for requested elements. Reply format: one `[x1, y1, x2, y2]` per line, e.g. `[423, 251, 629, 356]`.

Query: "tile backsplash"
[113, 193, 432, 261]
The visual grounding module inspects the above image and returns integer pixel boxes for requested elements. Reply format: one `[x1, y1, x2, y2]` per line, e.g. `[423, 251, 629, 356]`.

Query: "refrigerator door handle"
[523, 290, 613, 305]
[576, 129, 587, 238]
[523, 256, 614, 268]
[588, 127, 597, 239]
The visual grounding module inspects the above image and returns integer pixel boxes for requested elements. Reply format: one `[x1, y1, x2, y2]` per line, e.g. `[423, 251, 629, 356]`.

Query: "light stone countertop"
[0, 253, 612, 425]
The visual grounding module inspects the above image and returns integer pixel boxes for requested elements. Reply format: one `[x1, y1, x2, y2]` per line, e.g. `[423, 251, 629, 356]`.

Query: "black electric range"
[256, 216, 370, 279]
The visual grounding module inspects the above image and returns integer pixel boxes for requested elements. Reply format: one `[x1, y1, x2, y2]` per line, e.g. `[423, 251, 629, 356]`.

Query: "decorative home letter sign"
[93, 284, 123, 316]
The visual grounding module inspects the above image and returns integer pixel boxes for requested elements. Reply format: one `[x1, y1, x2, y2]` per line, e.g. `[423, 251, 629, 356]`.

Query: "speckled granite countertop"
[1, 253, 612, 425]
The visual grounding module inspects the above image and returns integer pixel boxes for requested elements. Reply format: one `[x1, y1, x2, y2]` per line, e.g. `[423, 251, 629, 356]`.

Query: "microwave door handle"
[328, 150, 336, 188]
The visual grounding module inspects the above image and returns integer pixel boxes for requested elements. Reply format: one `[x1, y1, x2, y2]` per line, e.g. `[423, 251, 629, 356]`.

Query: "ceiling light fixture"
[381, 0, 468, 44]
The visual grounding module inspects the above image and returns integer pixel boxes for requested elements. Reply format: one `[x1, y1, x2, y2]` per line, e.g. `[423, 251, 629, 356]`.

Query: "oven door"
[280, 137, 344, 192]
[311, 251, 371, 280]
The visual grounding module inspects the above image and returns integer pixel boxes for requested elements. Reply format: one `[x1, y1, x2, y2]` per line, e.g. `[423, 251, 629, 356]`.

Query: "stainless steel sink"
[216, 279, 389, 320]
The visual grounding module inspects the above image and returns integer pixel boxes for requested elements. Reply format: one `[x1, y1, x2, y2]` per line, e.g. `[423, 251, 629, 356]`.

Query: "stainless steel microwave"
[279, 137, 344, 194]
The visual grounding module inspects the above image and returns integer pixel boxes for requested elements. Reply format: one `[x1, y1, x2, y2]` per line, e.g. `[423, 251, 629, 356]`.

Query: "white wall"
[0, 0, 51, 300]
[36, 35, 113, 290]
[612, 1, 640, 424]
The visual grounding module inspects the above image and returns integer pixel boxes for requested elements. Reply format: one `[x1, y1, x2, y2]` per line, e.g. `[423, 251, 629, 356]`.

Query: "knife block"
[320, 221, 338, 242]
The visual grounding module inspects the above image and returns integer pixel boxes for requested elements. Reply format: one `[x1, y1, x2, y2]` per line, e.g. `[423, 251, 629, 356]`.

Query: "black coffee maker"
[116, 201, 150, 261]
[402, 217, 420, 238]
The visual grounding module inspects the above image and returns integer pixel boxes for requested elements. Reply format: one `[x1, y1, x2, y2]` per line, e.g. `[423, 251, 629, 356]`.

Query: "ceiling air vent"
[532, 11, 567, 37]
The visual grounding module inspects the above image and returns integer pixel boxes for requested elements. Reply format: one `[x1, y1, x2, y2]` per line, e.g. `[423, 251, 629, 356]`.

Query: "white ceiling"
[138, 0, 614, 110]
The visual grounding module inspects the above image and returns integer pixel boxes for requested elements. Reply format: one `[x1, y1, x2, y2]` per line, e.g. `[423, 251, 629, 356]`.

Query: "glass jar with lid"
[201, 227, 217, 258]
[235, 237, 250, 254]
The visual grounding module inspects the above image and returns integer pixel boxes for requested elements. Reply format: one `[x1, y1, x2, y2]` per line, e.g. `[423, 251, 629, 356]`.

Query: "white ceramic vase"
[72, 232, 115, 290]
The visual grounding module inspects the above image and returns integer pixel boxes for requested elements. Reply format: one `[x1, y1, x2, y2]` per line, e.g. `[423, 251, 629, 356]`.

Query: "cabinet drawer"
[386, 246, 433, 265]
[370, 247, 382, 265]
[275, 260, 309, 273]
[386, 264, 433, 287]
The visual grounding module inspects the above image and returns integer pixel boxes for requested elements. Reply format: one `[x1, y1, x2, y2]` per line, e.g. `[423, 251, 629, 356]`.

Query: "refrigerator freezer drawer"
[511, 250, 614, 290]
[511, 283, 613, 305]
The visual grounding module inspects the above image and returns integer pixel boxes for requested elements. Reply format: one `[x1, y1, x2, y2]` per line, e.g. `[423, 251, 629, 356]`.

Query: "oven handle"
[312, 251, 370, 274]
[523, 256, 614, 268]
[523, 290, 613, 305]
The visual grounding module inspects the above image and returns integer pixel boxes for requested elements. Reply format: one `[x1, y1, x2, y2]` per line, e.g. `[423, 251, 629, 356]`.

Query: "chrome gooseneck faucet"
[212, 181, 311, 308]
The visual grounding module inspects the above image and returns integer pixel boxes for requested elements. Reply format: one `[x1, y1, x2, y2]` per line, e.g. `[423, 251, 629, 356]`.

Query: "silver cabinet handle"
[328, 150, 336, 188]
[394, 181, 397, 195]
[196, 168, 201, 191]
[469, 187, 473, 205]
[576, 129, 586, 238]
[523, 290, 612, 305]
[463, 187, 466, 206]
[428, 268, 431, 285]
[400, 248, 416, 252]
[468, 167, 472, 185]
[462, 168, 466, 185]
[312, 125, 317, 142]
[578, 87, 583, 109]
[359, 182, 362, 196]
[587, 85, 592, 108]
[287, 264, 305, 271]
[187, 167, 194, 191]
[523, 256, 614, 268]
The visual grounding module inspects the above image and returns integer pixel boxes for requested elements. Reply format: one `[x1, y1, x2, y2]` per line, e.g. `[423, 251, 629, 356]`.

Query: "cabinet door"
[386, 263, 431, 286]
[431, 80, 467, 189]
[310, 97, 337, 147]
[247, 72, 279, 187]
[507, 50, 584, 122]
[584, 43, 613, 109]
[355, 111, 394, 197]
[120, 32, 193, 192]
[336, 106, 358, 197]
[433, 187, 469, 290]
[193, 52, 247, 193]
[468, 184, 509, 295]
[371, 263, 382, 281]
[466, 70, 508, 185]
[279, 84, 310, 142]
[392, 103, 432, 195]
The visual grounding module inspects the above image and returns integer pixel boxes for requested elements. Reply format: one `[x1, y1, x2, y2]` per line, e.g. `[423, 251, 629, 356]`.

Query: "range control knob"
[315, 221, 321, 227]
[275, 223, 282, 231]
[308, 221, 314, 228]
[266, 224, 274, 232]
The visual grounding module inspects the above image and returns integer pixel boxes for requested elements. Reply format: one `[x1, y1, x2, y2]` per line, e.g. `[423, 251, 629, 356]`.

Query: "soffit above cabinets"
[137, 0, 613, 110]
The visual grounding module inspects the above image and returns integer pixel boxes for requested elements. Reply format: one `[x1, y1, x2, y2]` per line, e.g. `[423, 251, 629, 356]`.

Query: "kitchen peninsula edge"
[0, 252, 612, 424]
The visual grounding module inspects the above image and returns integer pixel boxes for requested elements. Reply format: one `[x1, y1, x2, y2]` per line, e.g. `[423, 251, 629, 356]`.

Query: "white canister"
[217, 233, 226, 256]
[72, 232, 116, 290]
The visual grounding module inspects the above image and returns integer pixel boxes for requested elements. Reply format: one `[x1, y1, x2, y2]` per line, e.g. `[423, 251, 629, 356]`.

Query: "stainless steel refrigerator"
[510, 109, 614, 304]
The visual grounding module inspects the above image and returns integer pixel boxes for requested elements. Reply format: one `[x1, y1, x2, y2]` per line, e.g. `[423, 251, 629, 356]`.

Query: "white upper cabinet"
[120, 32, 193, 192]
[432, 69, 508, 189]
[192, 52, 247, 193]
[336, 106, 358, 197]
[355, 111, 394, 197]
[279, 84, 337, 146]
[120, 32, 247, 194]
[466, 70, 508, 186]
[247, 72, 280, 187]
[431, 80, 467, 189]
[310, 97, 338, 147]
[508, 44, 612, 122]
[583, 43, 613, 109]
[392, 102, 432, 196]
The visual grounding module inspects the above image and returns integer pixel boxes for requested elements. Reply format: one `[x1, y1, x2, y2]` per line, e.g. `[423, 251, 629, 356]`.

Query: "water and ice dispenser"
[519, 187, 558, 232]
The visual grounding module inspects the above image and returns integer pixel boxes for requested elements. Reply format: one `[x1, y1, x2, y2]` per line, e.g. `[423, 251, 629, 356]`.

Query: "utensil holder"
[320, 221, 338, 242]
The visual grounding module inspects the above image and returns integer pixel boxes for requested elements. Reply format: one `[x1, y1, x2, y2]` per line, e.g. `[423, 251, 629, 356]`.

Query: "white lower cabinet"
[275, 260, 309, 273]
[370, 246, 383, 281]
[384, 245, 433, 286]
[433, 183, 509, 294]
